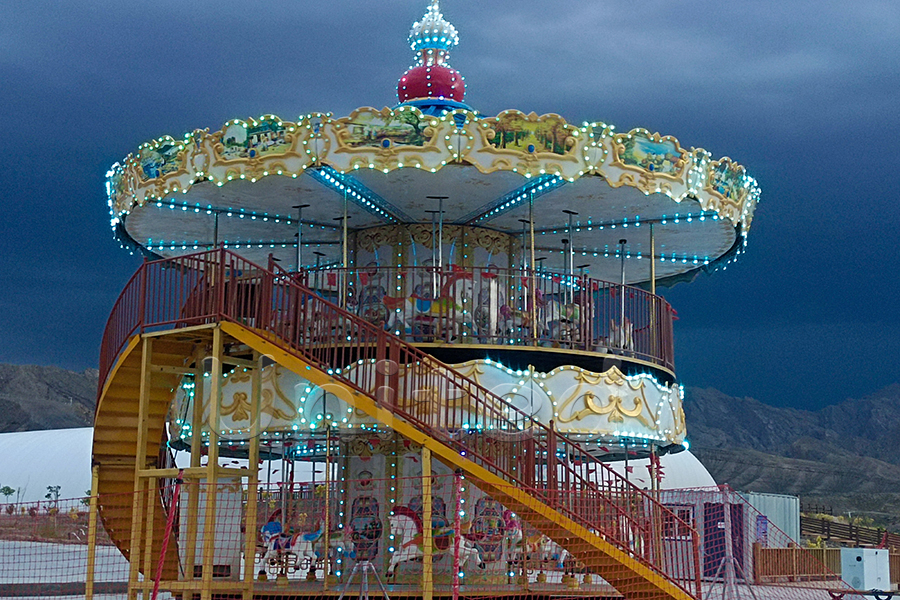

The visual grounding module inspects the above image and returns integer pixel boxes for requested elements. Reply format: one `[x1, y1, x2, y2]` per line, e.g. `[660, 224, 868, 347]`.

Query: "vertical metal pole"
[518, 218, 530, 334]
[650, 224, 656, 296]
[213, 212, 219, 250]
[242, 356, 262, 599]
[438, 198, 444, 271]
[452, 472, 462, 600]
[422, 448, 433, 600]
[547, 421, 558, 504]
[342, 193, 349, 307]
[563, 210, 578, 304]
[427, 210, 440, 297]
[293, 204, 310, 272]
[324, 424, 331, 590]
[529, 195, 537, 344]
[519, 219, 529, 271]
[201, 327, 224, 600]
[185, 354, 205, 581]
[314, 252, 325, 292]
[427, 195, 448, 272]
[85, 465, 99, 600]
[723, 496, 737, 598]
[618, 239, 627, 331]
[650, 223, 657, 360]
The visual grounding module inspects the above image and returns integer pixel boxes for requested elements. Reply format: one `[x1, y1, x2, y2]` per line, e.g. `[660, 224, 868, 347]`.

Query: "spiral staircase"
[92, 248, 701, 600]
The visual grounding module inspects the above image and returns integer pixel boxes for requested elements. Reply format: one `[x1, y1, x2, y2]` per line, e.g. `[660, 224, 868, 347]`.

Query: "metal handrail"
[96, 248, 700, 597]
[297, 264, 676, 371]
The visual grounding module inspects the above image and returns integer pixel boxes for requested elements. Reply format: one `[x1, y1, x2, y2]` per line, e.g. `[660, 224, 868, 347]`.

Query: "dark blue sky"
[1, 0, 897, 410]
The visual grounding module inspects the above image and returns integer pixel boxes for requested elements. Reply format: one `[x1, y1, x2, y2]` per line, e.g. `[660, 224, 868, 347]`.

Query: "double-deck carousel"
[94, 2, 760, 599]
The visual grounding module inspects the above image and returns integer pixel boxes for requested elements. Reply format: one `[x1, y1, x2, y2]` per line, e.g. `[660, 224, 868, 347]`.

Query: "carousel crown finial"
[408, 0, 459, 61]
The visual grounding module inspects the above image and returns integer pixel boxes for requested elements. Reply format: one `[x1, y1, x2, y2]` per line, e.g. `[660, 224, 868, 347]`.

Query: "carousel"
[93, 2, 760, 599]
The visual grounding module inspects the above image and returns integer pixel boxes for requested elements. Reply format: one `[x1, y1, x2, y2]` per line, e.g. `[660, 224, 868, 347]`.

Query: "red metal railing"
[97, 248, 700, 598]
[300, 265, 675, 371]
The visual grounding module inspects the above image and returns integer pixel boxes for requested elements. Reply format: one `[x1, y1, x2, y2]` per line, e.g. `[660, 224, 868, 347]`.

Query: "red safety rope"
[152, 470, 183, 600]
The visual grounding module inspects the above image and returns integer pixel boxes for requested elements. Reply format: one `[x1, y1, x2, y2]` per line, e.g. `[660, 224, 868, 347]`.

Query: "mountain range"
[685, 384, 900, 528]
[0, 364, 98, 432]
[1, 363, 898, 527]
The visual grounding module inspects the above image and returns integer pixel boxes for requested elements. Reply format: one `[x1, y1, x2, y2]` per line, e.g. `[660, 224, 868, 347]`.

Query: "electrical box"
[841, 548, 890, 591]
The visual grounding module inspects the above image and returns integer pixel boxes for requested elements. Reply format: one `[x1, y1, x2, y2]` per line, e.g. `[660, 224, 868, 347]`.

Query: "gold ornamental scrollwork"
[221, 391, 251, 422]
[356, 225, 401, 253]
[452, 360, 486, 386]
[557, 390, 651, 428]
[556, 366, 653, 428]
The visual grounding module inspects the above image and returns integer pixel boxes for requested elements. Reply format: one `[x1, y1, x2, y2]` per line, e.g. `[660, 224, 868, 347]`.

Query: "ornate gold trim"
[107, 108, 760, 237]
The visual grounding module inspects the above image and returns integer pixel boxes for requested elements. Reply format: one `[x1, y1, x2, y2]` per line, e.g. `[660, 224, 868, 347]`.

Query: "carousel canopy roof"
[106, 2, 760, 286]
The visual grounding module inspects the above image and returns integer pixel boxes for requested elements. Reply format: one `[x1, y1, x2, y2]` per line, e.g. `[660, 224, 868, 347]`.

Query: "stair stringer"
[93, 332, 189, 580]
[223, 321, 695, 600]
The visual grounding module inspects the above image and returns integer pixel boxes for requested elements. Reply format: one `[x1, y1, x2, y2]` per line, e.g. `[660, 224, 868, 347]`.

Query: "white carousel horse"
[385, 508, 485, 578]
[606, 318, 634, 351]
[517, 534, 569, 569]
[262, 525, 323, 571]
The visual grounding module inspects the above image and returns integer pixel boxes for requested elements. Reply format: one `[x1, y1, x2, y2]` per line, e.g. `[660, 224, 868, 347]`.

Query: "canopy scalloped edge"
[106, 106, 760, 234]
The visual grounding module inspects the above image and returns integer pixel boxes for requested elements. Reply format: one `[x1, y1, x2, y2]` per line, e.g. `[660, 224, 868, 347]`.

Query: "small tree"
[0, 486, 14, 503]
[45, 485, 61, 504]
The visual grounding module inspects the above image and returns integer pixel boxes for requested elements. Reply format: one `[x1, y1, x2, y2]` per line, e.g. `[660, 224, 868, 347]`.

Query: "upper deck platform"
[302, 264, 675, 375]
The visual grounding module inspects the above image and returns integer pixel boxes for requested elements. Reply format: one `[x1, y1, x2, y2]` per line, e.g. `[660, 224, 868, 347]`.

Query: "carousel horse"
[263, 521, 357, 573]
[385, 507, 485, 578]
[517, 534, 569, 569]
[260, 509, 284, 545]
[501, 510, 525, 564]
[607, 318, 634, 351]
[262, 524, 323, 571]
[381, 271, 474, 340]
[543, 300, 582, 342]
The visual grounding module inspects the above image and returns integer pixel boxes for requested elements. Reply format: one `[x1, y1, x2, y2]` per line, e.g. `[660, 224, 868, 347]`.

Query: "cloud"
[0, 0, 898, 410]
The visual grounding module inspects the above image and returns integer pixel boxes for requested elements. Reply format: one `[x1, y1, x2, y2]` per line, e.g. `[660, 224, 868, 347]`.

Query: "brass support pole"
[242, 354, 262, 599]
[85, 465, 99, 600]
[422, 448, 433, 600]
[529, 194, 537, 344]
[650, 223, 656, 296]
[324, 424, 331, 590]
[342, 191, 349, 307]
[201, 327, 224, 600]
[650, 223, 657, 359]
[128, 337, 153, 599]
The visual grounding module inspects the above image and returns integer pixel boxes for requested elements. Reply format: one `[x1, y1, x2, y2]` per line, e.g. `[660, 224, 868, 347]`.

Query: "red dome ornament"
[398, 64, 465, 103]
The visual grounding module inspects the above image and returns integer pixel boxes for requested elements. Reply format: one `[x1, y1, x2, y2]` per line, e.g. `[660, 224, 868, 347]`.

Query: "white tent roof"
[606, 450, 717, 490]
[0, 427, 94, 503]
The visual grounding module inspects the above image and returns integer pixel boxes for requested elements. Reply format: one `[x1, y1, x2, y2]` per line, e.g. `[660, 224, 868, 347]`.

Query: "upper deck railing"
[300, 265, 675, 371]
